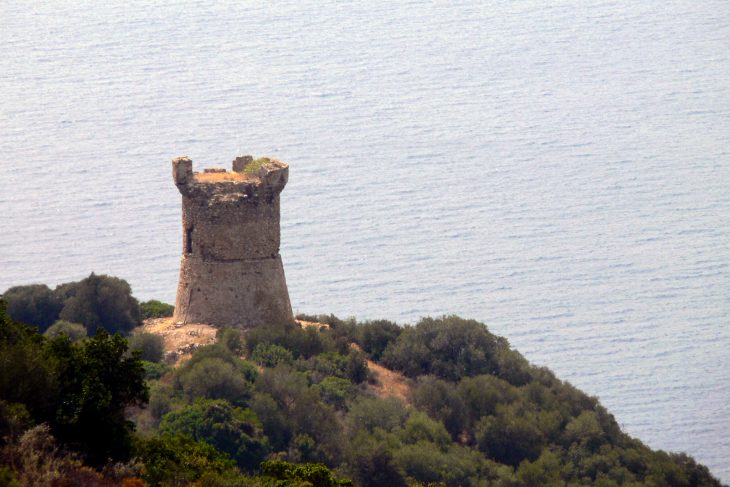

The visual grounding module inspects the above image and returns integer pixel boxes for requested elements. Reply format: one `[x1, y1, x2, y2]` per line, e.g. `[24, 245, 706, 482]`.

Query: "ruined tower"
[172, 155, 294, 328]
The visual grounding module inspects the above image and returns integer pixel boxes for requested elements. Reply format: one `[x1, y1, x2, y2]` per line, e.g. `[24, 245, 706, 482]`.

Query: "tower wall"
[172, 155, 294, 328]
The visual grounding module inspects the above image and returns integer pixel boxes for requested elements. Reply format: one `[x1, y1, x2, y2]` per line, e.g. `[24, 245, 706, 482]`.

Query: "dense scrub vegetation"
[2, 274, 142, 335]
[0, 278, 726, 486]
[139, 300, 174, 320]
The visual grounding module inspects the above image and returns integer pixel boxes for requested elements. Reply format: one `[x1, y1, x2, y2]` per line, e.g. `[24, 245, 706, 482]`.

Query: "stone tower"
[172, 155, 294, 328]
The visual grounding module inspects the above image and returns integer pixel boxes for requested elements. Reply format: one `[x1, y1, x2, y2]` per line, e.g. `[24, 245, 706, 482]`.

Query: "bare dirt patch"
[296, 319, 330, 330]
[194, 171, 256, 183]
[135, 317, 218, 366]
[366, 360, 411, 404]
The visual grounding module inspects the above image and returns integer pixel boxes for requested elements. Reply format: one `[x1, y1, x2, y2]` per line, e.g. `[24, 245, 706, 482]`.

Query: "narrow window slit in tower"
[186, 226, 193, 254]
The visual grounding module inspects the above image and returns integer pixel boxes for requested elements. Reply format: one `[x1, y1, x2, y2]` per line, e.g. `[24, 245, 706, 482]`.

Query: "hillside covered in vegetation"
[0, 275, 725, 486]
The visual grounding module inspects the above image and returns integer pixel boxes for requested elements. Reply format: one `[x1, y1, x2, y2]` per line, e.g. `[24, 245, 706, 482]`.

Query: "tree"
[260, 460, 353, 487]
[314, 377, 356, 410]
[128, 333, 164, 363]
[139, 300, 174, 319]
[347, 396, 408, 434]
[456, 374, 518, 429]
[173, 345, 257, 406]
[0, 301, 59, 422]
[1, 284, 62, 332]
[217, 328, 245, 355]
[563, 410, 605, 451]
[134, 434, 235, 487]
[345, 350, 369, 384]
[58, 273, 141, 335]
[255, 365, 343, 463]
[0, 400, 33, 446]
[159, 399, 269, 471]
[180, 343, 258, 383]
[382, 316, 499, 381]
[494, 339, 532, 386]
[244, 322, 336, 359]
[475, 404, 544, 467]
[515, 449, 562, 487]
[410, 376, 467, 440]
[2, 300, 148, 465]
[176, 357, 254, 406]
[347, 432, 407, 487]
[44, 321, 87, 342]
[251, 343, 294, 368]
[50, 329, 148, 465]
[358, 319, 402, 361]
[398, 411, 450, 448]
[393, 441, 487, 487]
[295, 351, 367, 385]
[250, 392, 291, 452]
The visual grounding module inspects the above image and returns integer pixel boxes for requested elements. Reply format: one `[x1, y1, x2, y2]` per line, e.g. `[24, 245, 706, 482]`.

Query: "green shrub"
[494, 339, 532, 386]
[398, 411, 450, 448]
[359, 319, 402, 361]
[348, 396, 408, 434]
[347, 433, 407, 487]
[139, 300, 174, 319]
[134, 434, 235, 487]
[456, 374, 518, 429]
[382, 315, 499, 381]
[176, 357, 254, 406]
[0, 400, 33, 444]
[260, 459, 353, 487]
[2, 284, 62, 331]
[51, 329, 149, 465]
[296, 314, 360, 349]
[244, 322, 336, 359]
[475, 404, 544, 467]
[296, 351, 349, 383]
[148, 383, 174, 420]
[128, 333, 165, 363]
[295, 350, 368, 385]
[564, 410, 606, 451]
[0, 302, 60, 421]
[314, 376, 356, 410]
[410, 376, 466, 439]
[393, 441, 487, 486]
[196, 470, 280, 486]
[515, 449, 562, 487]
[0, 308, 148, 465]
[251, 343, 294, 367]
[250, 392, 291, 452]
[218, 327, 245, 355]
[142, 360, 172, 381]
[172, 345, 259, 409]
[254, 365, 343, 463]
[0, 466, 20, 487]
[159, 399, 269, 471]
[346, 350, 369, 384]
[43, 320, 87, 342]
[243, 157, 271, 176]
[180, 344, 258, 380]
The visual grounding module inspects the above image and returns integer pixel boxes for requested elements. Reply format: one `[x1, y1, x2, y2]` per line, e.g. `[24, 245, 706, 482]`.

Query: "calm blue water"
[1, 1, 728, 480]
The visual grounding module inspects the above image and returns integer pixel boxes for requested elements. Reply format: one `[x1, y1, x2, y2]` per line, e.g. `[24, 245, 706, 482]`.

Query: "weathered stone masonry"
[172, 155, 294, 328]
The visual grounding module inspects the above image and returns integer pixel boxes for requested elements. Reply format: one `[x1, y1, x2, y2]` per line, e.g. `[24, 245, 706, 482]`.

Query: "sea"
[1, 0, 728, 481]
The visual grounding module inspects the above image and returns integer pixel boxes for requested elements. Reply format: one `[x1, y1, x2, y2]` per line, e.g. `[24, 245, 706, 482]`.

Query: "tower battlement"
[172, 154, 294, 329]
[172, 155, 288, 194]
